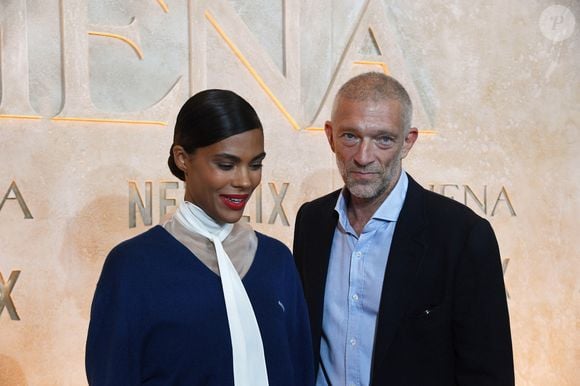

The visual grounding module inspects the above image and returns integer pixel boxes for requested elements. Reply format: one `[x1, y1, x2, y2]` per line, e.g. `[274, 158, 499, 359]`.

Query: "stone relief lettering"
[308, 0, 431, 128]
[267, 182, 289, 225]
[0, 0, 181, 123]
[129, 180, 290, 228]
[1, 0, 430, 131]
[160, 181, 179, 221]
[0, 181, 33, 219]
[194, 0, 302, 128]
[464, 185, 487, 214]
[128, 180, 153, 227]
[502, 258, 510, 299]
[428, 184, 516, 217]
[0, 0, 37, 116]
[55, 0, 181, 123]
[490, 187, 517, 216]
[252, 183, 263, 223]
[0, 270, 21, 321]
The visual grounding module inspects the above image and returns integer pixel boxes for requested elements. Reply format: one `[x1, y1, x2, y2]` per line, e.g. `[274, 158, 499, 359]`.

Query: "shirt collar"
[334, 171, 409, 228]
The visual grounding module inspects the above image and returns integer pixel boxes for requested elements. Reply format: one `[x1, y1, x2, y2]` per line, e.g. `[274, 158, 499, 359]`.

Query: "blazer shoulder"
[298, 189, 341, 214]
[405, 175, 487, 228]
[420, 184, 489, 228]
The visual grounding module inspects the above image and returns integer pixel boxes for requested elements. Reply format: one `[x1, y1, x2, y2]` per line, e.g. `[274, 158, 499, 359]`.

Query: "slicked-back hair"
[168, 89, 263, 181]
[333, 72, 413, 133]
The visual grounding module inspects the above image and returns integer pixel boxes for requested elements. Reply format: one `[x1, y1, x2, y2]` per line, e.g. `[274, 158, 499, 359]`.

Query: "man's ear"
[172, 145, 189, 173]
[401, 127, 418, 159]
[324, 121, 336, 153]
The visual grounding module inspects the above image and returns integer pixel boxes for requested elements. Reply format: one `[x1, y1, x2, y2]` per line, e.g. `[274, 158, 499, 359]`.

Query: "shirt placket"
[345, 234, 367, 386]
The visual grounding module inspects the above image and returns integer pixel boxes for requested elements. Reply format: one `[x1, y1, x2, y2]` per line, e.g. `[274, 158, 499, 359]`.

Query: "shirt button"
[350, 338, 357, 346]
[355, 251, 362, 258]
[352, 294, 359, 301]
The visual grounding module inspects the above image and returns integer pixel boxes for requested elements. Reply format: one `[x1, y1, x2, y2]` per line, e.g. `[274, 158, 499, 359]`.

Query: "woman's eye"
[250, 163, 263, 170]
[217, 164, 234, 170]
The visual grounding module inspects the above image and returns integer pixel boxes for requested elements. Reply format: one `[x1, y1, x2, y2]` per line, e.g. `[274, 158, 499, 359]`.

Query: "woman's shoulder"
[103, 226, 178, 273]
[253, 232, 296, 273]
[110, 225, 171, 255]
[254, 232, 291, 255]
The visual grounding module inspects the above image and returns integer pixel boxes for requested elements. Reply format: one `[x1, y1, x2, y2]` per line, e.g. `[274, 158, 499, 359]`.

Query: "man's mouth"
[351, 170, 378, 177]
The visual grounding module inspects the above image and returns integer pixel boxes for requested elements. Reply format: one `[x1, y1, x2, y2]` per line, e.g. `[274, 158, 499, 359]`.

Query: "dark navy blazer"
[293, 174, 514, 386]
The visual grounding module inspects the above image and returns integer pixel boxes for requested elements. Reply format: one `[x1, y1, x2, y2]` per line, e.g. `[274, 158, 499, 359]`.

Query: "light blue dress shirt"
[316, 172, 408, 386]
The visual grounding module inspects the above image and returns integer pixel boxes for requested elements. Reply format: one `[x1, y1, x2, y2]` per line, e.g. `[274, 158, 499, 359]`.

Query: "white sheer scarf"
[173, 201, 269, 386]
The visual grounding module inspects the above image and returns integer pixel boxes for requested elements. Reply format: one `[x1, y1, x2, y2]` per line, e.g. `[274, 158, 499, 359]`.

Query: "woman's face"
[177, 128, 265, 224]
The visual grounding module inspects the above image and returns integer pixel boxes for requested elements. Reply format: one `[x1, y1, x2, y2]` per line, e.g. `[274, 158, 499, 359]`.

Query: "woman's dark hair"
[168, 89, 263, 181]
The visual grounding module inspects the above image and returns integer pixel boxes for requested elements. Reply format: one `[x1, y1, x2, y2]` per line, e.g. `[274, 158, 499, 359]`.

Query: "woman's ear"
[172, 145, 189, 173]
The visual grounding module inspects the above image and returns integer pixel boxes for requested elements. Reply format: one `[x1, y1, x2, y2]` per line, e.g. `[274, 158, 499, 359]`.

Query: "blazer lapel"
[302, 191, 340, 358]
[371, 175, 427, 376]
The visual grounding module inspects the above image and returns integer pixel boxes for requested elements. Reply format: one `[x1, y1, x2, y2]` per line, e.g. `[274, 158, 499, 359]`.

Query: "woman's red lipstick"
[220, 194, 249, 210]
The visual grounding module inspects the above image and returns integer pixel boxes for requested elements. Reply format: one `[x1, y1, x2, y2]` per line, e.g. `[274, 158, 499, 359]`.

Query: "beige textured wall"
[0, 0, 578, 385]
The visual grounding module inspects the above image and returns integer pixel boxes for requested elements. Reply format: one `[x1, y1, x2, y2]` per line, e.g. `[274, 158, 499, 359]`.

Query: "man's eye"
[376, 136, 393, 146]
[250, 163, 263, 170]
[341, 133, 357, 142]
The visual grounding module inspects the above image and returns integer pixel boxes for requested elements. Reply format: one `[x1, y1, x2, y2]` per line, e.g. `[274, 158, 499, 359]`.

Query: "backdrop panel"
[0, 1, 578, 385]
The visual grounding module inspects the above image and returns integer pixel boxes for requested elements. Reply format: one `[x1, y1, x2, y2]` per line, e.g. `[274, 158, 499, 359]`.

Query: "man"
[293, 72, 514, 385]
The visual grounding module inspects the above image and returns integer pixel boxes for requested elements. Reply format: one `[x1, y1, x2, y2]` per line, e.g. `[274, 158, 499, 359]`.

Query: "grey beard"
[336, 156, 401, 200]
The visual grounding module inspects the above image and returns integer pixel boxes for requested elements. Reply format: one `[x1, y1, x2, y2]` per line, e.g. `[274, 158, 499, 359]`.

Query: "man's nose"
[353, 139, 374, 166]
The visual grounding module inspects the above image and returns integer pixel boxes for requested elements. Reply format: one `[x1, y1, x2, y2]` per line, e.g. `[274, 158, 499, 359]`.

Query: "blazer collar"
[312, 190, 341, 281]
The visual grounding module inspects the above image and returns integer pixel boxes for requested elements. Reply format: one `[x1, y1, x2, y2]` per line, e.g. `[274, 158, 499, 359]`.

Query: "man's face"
[325, 97, 417, 202]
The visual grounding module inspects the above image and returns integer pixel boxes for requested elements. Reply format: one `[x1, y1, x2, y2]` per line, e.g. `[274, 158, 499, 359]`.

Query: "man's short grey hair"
[333, 72, 413, 133]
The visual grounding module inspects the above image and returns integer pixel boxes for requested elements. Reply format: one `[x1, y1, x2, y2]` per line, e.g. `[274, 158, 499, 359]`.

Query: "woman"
[86, 89, 314, 385]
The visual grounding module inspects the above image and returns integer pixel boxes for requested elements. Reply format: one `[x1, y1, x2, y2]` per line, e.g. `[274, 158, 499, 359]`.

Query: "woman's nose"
[233, 167, 251, 188]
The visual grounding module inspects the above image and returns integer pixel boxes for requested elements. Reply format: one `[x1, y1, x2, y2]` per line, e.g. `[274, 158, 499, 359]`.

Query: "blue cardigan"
[86, 226, 314, 385]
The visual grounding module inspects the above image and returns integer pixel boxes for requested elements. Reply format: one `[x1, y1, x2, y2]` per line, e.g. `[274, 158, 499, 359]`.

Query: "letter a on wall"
[0, 181, 33, 219]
